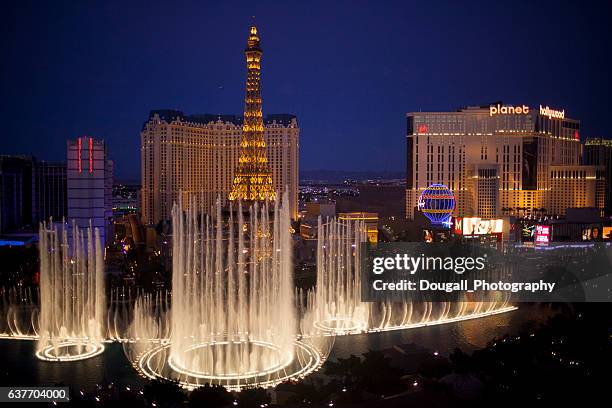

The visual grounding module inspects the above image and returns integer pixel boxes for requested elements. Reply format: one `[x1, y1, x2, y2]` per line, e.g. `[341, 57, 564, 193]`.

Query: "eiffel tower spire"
[229, 26, 276, 202]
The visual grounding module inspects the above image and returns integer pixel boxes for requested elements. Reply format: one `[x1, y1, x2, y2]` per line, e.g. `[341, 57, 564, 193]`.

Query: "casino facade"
[405, 103, 605, 219]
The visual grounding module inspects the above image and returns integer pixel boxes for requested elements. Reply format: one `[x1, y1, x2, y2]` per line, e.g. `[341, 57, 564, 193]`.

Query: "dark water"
[331, 304, 554, 358]
[0, 304, 553, 391]
[0, 341, 145, 391]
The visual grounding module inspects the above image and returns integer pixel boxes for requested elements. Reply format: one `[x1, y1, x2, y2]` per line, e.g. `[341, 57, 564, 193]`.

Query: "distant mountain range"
[116, 171, 406, 186]
[114, 179, 141, 185]
[300, 170, 405, 183]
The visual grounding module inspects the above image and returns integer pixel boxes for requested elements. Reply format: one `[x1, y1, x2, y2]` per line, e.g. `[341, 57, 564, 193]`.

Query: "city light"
[0, 4, 609, 406]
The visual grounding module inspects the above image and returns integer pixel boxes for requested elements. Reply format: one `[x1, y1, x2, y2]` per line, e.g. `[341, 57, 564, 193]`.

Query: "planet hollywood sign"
[489, 103, 565, 120]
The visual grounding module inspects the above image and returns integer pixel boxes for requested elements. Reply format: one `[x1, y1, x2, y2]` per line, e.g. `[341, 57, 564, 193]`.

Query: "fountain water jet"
[130, 194, 326, 391]
[309, 217, 369, 334]
[36, 221, 105, 361]
[169, 194, 295, 379]
[308, 217, 514, 335]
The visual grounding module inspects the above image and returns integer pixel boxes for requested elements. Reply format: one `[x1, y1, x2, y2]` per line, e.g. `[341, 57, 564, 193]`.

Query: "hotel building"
[140, 111, 299, 225]
[548, 165, 605, 216]
[584, 138, 612, 214]
[67, 137, 114, 244]
[32, 160, 67, 225]
[406, 103, 605, 219]
[338, 212, 379, 243]
[0, 156, 67, 234]
[0, 156, 34, 233]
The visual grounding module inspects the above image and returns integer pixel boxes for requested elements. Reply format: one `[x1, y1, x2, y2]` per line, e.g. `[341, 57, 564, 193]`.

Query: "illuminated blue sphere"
[418, 183, 455, 226]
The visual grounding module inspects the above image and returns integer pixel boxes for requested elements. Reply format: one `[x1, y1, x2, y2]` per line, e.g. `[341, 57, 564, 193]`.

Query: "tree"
[324, 354, 362, 383]
[325, 351, 404, 396]
[278, 381, 330, 405]
[143, 379, 186, 407]
[358, 350, 403, 396]
[189, 383, 232, 407]
[237, 387, 271, 408]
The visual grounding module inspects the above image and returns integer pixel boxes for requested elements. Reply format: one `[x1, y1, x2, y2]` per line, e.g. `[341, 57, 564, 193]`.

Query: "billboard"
[522, 223, 536, 240]
[582, 227, 602, 241]
[535, 225, 550, 244]
[454, 217, 504, 235]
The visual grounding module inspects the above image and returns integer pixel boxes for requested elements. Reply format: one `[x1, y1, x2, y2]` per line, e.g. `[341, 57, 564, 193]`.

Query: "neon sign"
[455, 218, 504, 235]
[489, 104, 529, 116]
[535, 225, 550, 244]
[454, 217, 463, 235]
[77, 137, 82, 173]
[539, 105, 565, 119]
[89, 137, 93, 174]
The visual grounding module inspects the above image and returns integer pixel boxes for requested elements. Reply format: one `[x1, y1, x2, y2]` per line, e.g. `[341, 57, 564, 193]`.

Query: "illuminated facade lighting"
[338, 212, 380, 242]
[140, 25, 300, 225]
[140, 112, 299, 224]
[405, 104, 603, 218]
[584, 137, 612, 215]
[77, 137, 82, 173]
[67, 137, 114, 244]
[89, 137, 93, 174]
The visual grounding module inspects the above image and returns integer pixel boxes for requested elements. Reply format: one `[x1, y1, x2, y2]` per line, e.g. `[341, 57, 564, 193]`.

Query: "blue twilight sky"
[1, 0, 611, 180]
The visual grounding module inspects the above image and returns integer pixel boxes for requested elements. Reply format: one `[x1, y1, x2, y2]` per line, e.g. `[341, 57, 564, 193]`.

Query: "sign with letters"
[489, 104, 529, 116]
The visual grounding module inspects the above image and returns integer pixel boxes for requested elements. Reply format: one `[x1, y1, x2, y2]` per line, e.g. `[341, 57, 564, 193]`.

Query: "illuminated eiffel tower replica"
[229, 26, 277, 205]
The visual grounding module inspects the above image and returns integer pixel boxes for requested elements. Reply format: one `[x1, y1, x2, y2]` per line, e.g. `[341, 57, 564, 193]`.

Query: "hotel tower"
[141, 27, 298, 225]
[67, 137, 114, 244]
[405, 103, 605, 219]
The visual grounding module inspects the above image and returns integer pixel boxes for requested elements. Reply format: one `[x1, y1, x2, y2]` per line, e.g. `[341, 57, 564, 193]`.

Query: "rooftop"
[145, 110, 297, 129]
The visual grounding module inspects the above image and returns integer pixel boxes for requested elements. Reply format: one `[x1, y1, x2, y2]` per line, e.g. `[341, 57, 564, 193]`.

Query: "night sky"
[1, 0, 611, 180]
